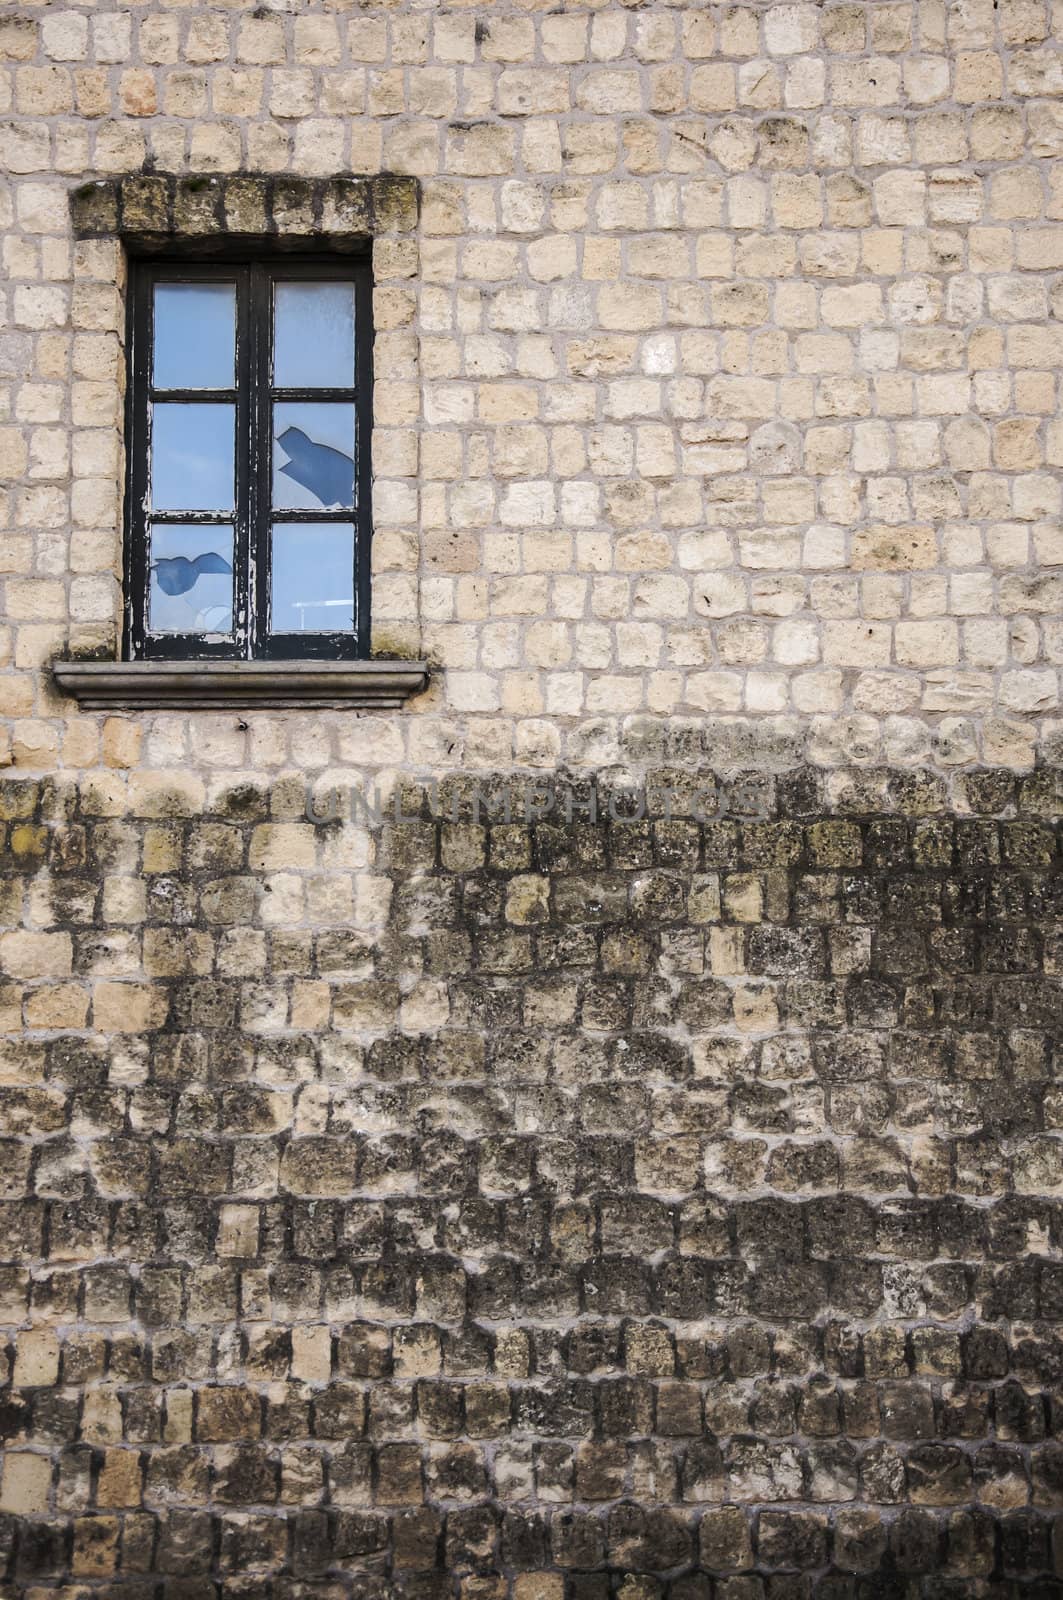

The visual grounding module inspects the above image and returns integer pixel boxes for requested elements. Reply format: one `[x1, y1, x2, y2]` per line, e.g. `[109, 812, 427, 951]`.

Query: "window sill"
[52, 659, 429, 711]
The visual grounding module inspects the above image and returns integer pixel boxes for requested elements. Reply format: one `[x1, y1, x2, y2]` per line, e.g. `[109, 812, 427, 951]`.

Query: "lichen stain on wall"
[0, 768, 1061, 1590]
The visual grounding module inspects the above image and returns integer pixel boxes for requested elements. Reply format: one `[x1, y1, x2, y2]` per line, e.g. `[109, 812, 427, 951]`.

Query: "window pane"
[149, 523, 234, 634]
[270, 522, 355, 633]
[153, 283, 235, 390]
[273, 403, 355, 510]
[274, 282, 355, 389]
[152, 403, 235, 510]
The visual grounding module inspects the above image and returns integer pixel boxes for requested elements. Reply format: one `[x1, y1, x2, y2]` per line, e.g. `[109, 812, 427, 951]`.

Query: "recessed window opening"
[125, 256, 373, 661]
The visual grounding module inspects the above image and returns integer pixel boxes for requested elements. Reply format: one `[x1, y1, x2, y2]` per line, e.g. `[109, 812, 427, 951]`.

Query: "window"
[125, 257, 372, 661]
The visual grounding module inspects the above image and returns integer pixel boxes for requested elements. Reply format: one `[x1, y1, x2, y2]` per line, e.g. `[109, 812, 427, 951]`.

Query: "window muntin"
[125, 257, 371, 661]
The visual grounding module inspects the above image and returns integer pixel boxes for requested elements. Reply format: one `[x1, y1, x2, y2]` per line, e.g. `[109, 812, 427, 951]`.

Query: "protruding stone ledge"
[52, 659, 429, 711]
[70, 173, 420, 243]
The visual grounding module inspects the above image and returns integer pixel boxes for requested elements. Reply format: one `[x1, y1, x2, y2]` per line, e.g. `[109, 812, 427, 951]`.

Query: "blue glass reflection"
[154, 283, 235, 390]
[274, 282, 355, 388]
[271, 522, 355, 632]
[152, 403, 234, 510]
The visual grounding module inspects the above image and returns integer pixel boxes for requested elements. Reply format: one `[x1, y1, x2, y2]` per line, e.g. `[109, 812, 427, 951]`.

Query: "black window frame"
[124, 252, 373, 662]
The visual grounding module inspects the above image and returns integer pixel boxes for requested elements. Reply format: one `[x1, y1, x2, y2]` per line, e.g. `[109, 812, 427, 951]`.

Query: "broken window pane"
[272, 403, 356, 510]
[149, 523, 234, 634]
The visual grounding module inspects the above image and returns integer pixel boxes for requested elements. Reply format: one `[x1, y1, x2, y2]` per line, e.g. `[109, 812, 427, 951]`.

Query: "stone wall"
[0, 764, 1061, 1594]
[3, 0, 1063, 1594]
[1, 0, 1063, 764]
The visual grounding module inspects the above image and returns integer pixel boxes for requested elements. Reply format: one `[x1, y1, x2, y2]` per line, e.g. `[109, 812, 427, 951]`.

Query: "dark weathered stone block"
[173, 175, 223, 234]
[119, 175, 170, 233]
[69, 179, 118, 235]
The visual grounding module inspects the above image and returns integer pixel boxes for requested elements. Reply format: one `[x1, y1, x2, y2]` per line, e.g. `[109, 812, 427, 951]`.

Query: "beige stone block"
[596, 282, 663, 332]
[991, 168, 1043, 221]
[765, 3, 818, 53]
[126, 771, 205, 819]
[874, 170, 926, 226]
[97, 719, 141, 770]
[689, 63, 736, 112]
[538, 13, 583, 64]
[909, 56, 947, 104]
[1016, 229, 1063, 270]
[999, 670, 1059, 714]
[794, 334, 852, 375]
[117, 69, 156, 116]
[736, 57, 780, 109]
[514, 1577, 565, 1600]
[981, 715, 1037, 770]
[770, 172, 822, 230]
[0, 1453, 50, 1513]
[0, 427, 28, 479]
[869, 3, 910, 50]
[17, 65, 74, 114]
[1014, 372, 1054, 414]
[954, 50, 1004, 102]
[96, 1448, 141, 1508]
[138, 15, 178, 64]
[248, 824, 317, 872]
[1034, 521, 1063, 565]
[894, 620, 959, 667]
[0, 931, 72, 980]
[857, 112, 911, 167]
[999, 0, 1046, 45]
[576, 68, 641, 114]
[92, 982, 169, 1034]
[821, 283, 882, 328]
[290, 1325, 332, 1383]
[291, 15, 340, 64]
[921, 670, 993, 714]
[473, 16, 530, 63]
[431, 15, 473, 64]
[633, 13, 676, 62]
[186, 14, 229, 63]
[495, 67, 567, 117]
[823, 622, 892, 666]
[237, 16, 285, 64]
[17, 183, 68, 236]
[5, 122, 51, 173]
[13, 286, 68, 332]
[994, 418, 1043, 471]
[0, 16, 38, 60]
[831, 58, 901, 106]
[915, 374, 970, 416]
[13, 1327, 60, 1387]
[25, 982, 90, 1030]
[851, 525, 936, 570]
[217, 1204, 259, 1259]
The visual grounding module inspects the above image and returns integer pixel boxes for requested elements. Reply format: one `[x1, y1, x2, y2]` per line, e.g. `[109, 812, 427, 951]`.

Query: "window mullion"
[249, 262, 272, 660]
[235, 263, 255, 661]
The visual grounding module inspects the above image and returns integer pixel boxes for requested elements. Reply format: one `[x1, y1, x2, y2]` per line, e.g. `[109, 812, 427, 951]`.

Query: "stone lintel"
[70, 173, 420, 241]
